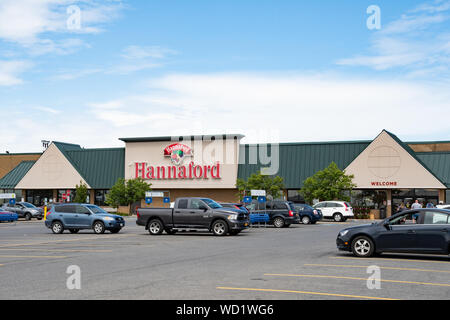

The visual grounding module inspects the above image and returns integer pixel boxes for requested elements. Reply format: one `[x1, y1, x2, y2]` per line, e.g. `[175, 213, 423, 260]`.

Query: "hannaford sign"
[135, 143, 221, 180]
[135, 162, 221, 180]
[164, 143, 193, 165]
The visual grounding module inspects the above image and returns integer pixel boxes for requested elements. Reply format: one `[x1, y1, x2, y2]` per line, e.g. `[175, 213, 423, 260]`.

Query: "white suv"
[313, 201, 354, 222]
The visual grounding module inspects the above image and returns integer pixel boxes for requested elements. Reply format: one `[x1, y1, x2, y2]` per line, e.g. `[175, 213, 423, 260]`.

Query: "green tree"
[236, 171, 285, 200]
[300, 162, 356, 204]
[106, 178, 151, 213]
[73, 181, 89, 203]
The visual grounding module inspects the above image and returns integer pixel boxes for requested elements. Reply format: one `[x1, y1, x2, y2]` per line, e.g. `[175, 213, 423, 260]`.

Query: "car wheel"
[69, 229, 79, 234]
[51, 221, 64, 234]
[25, 213, 32, 221]
[273, 217, 285, 228]
[302, 216, 311, 225]
[110, 228, 121, 234]
[212, 220, 228, 236]
[333, 213, 344, 222]
[93, 221, 106, 234]
[351, 236, 375, 258]
[148, 219, 164, 235]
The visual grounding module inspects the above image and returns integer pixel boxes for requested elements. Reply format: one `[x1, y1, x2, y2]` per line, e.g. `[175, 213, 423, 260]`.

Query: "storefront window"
[26, 190, 54, 206]
[287, 190, 305, 203]
[392, 189, 439, 209]
[351, 190, 387, 209]
[95, 190, 110, 206]
[57, 190, 76, 203]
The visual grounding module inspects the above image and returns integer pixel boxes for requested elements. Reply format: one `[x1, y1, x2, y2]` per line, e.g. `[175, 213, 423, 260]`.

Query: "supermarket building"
[0, 130, 449, 218]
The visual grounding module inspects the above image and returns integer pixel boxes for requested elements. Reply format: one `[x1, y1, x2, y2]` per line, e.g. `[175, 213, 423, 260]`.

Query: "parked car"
[336, 208, 450, 257]
[2, 202, 44, 220]
[0, 208, 18, 222]
[293, 203, 323, 225]
[44, 203, 125, 234]
[136, 197, 250, 236]
[244, 200, 300, 228]
[437, 204, 450, 210]
[313, 201, 354, 222]
[220, 203, 249, 214]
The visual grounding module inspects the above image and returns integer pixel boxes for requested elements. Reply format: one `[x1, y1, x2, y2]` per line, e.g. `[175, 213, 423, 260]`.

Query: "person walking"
[411, 200, 422, 210]
[411, 200, 422, 223]
[397, 203, 406, 213]
[426, 201, 434, 208]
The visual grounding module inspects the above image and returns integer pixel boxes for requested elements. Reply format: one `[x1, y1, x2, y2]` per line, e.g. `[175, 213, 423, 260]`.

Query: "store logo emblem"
[164, 143, 193, 166]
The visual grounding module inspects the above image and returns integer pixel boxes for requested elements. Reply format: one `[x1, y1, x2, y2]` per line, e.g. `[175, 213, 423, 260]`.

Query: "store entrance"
[26, 190, 53, 206]
[392, 189, 439, 213]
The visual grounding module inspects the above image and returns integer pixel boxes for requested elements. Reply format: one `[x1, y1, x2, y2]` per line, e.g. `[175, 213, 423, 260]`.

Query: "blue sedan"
[0, 208, 18, 222]
[293, 203, 323, 224]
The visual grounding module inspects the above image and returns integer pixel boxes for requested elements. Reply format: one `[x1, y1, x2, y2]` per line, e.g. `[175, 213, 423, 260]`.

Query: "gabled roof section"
[238, 141, 370, 189]
[417, 152, 450, 188]
[0, 161, 36, 189]
[64, 148, 125, 189]
[383, 130, 446, 186]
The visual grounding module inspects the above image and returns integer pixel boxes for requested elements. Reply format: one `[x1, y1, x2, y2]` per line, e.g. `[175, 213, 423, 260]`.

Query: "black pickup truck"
[136, 197, 250, 236]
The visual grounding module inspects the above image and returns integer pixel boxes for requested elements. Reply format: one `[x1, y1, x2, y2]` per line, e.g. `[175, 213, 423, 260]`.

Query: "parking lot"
[0, 218, 449, 300]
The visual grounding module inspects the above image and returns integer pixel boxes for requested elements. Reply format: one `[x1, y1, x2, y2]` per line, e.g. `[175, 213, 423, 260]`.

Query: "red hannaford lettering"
[135, 162, 221, 180]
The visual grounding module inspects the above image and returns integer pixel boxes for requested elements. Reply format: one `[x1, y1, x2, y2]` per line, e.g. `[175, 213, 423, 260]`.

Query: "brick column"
[386, 189, 392, 218]
[90, 190, 95, 204]
[439, 189, 445, 204]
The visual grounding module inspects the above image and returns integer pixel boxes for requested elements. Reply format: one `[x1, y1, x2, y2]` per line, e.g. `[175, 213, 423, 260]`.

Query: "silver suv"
[2, 202, 44, 220]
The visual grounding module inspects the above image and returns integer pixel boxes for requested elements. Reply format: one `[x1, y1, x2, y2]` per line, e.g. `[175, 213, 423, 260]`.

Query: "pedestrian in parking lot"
[397, 203, 406, 213]
[411, 200, 422, 222]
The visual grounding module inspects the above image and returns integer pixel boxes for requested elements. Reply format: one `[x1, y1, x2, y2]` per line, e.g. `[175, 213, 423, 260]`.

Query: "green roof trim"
[0, 161, 36, 189]
[238, 141, 370, 189]
[65, 148, 125, 189]
[53, 142, 125, 189]
[417, 152, 450, 188]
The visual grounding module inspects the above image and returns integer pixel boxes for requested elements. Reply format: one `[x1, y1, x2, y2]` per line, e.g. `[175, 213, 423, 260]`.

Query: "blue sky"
[0, 0, 449, 152]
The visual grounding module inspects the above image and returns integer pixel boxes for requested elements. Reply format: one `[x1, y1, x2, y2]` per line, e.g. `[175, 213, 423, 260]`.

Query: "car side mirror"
[199, 205, 208, 211]
[383, 221, 391, 230]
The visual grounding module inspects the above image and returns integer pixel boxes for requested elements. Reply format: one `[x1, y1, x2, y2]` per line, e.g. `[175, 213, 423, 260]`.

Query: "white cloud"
[337, 0, 450, 77]
[0, 0, 123, 54]
[53, 45, 175, 79]
[4, 72, 450, 152]
[33, 106, 61, 114]
[84, 72, 450, 144]
[0, 60, 31, 86]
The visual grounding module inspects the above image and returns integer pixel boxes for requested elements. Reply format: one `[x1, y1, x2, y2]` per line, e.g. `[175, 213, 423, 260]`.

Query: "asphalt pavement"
[0, 218, 449, 300]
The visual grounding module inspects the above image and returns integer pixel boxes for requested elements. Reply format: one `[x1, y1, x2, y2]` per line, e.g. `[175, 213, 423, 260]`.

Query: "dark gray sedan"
[337, 208, 450, 257]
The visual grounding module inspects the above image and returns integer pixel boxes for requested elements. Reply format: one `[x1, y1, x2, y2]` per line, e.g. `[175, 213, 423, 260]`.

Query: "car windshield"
[21, 203, 36, 208]
[86, 205, 108, 214]
[201, 199, 222, 209]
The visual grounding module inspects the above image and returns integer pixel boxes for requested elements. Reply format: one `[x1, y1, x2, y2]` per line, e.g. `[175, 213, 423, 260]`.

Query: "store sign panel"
[370, 181, 398, 187]
[135, 143, 221, 180]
